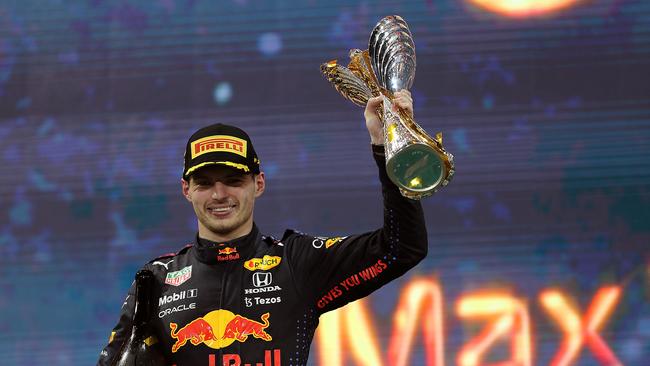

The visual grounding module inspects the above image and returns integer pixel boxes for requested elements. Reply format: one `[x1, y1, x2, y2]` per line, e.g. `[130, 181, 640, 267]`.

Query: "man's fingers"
[367, 92, 413, 117]
[395, 98, 412, 109]
[366, 96, 383, 109]
[392, 91, 414, 117]
[364, 96, 384, 118]
[394, 89, 412, 100]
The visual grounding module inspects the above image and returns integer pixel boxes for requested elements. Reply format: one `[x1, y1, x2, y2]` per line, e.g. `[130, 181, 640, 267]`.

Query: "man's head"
[181, 123, 265, 242]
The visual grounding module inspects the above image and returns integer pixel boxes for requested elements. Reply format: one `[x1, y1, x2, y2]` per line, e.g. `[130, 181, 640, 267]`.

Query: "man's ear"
[254, 172, 266, 198]
[181, 178, 192, 202]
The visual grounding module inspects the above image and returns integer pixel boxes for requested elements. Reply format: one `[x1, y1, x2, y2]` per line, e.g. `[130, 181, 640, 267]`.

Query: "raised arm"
[285, 90, 428, 313]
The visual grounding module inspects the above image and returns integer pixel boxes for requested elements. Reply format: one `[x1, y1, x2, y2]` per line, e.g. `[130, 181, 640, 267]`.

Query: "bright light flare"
[409, 177, 422, 188]
[466, 0, 582, 17]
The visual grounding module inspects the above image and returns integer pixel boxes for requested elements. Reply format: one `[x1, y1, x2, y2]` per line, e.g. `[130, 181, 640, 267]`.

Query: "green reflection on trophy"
[321, 15, 455, 199]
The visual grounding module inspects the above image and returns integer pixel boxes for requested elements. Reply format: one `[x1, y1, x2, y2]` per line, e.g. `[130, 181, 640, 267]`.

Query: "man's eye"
[226, 178, 244, 186]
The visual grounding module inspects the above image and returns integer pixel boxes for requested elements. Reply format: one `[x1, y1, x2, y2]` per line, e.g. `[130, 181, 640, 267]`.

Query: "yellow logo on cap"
[191, 135, 247, 159]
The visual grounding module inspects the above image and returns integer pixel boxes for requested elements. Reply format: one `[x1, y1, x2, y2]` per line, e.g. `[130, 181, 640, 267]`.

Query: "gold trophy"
[321, 15, 454, 199]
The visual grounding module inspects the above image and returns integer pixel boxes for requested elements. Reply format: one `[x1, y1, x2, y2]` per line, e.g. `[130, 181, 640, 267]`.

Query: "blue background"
[0, 0, 648, 365]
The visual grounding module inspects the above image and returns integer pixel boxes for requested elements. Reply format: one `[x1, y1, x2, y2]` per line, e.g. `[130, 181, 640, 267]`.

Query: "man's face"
[182, 165, 265, 241]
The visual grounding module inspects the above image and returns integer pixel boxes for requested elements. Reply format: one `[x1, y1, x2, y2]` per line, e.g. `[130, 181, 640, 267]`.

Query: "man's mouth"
[207, 204, 236, 216]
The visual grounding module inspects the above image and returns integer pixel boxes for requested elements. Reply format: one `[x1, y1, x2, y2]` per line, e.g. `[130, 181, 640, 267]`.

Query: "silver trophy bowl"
[368, 15, 416, 92]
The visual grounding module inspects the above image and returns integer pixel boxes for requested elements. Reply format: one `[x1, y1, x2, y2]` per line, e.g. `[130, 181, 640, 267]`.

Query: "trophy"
[321, 15, 454, 199]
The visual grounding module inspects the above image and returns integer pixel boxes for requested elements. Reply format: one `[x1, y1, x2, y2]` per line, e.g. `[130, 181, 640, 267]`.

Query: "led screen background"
[0, 0, 648, 365]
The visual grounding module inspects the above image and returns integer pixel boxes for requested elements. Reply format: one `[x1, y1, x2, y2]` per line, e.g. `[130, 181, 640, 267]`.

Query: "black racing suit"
[97, 146, 428, 366]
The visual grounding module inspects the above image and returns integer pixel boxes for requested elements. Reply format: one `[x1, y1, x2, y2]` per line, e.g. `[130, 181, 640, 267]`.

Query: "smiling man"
[181, 125, 266, 243]
[98, 91, 429, 366]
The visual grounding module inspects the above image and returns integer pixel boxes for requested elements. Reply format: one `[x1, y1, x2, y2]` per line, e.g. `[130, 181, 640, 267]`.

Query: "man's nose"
[211, 182, 229, 199]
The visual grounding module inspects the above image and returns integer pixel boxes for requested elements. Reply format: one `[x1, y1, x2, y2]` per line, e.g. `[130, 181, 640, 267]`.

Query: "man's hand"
[364, 90, 414, 145]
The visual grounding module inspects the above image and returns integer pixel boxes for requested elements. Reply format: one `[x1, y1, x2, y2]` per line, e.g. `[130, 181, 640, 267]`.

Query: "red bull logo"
[222, 313, 272, 342]
[169, 310, 272, 353]
[217, 247, 240, 261]
[218, 247, 237, 255]
[169, 318, 215, 352]
[210, 349, 281, 366]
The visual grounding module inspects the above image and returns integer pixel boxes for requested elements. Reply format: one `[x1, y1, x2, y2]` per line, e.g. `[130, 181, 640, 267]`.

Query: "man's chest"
[151, 257, 307, 360]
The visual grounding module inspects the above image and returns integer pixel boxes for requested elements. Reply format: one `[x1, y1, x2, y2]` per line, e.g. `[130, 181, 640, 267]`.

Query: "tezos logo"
[244, 296, 281, 307]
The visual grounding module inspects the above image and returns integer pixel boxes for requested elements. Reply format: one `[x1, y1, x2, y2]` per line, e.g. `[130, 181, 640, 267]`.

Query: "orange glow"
[456, 293, 532, 366]
[315, 300, 383, 366]
[458, 294, 521, 316]
[540, 291, 582, 366]
[315, 278, 628, 366]
[345, 301, 383, 366]
[316, 310, 342, 366]
[466, 0, 581, 17]
[387, 279, 444, 366]
[317, 279, 443, 366]
[540, 286, 622, 366]
[458, 314, 515, 366]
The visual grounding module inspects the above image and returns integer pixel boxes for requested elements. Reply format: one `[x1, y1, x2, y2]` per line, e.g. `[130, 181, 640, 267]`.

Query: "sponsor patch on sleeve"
[312, 236, 348, 249]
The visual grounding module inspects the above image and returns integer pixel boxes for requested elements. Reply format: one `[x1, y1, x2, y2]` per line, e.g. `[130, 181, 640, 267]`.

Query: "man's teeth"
[210, 206, 233, 212]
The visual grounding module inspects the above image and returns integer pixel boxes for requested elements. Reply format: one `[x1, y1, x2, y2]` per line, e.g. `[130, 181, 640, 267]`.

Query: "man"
[98, 90, 427, 365]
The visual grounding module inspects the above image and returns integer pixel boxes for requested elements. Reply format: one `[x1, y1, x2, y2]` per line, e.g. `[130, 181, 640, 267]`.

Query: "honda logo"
[253, 272, 272, 287]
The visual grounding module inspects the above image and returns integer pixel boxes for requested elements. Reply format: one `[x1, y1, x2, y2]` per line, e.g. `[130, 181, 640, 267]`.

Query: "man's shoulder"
[272, 229, 347, 248]
[145, 243, 194, 273]
[257, 229, 314, 250]
[265, 229, 313, 244]
[278, 229, 349, 243]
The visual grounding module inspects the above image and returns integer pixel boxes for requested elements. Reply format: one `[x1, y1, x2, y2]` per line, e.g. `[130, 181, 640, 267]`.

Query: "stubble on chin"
[200, 213, 232, 235]
[198, 209, 247, 238]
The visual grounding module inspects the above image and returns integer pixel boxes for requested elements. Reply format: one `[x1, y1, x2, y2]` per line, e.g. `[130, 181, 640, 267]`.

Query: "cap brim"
[184, 161, 251, 178]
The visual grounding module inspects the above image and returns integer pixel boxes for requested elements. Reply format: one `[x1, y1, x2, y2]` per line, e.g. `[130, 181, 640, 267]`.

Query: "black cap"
[183, 123, 260, 180]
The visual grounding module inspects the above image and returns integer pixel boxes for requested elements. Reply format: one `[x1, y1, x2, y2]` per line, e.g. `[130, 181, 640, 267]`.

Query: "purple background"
[0, 0, 648, 365]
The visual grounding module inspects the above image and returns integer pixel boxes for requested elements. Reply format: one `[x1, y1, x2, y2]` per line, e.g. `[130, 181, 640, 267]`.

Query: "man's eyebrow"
[216, 170, 247, 178]
[225, 174, 247, 179]
[191, 174, 210, 181]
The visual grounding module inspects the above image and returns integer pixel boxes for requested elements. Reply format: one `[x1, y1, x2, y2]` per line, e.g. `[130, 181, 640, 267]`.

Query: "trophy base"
[386, 143, 444, 198]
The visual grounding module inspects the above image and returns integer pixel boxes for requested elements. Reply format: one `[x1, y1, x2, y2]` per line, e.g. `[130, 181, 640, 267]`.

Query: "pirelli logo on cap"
[191, 135, 247, 159]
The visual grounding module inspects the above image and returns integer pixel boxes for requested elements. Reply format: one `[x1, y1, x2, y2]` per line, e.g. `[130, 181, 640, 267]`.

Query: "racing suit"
[97, 145, 428, 366]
